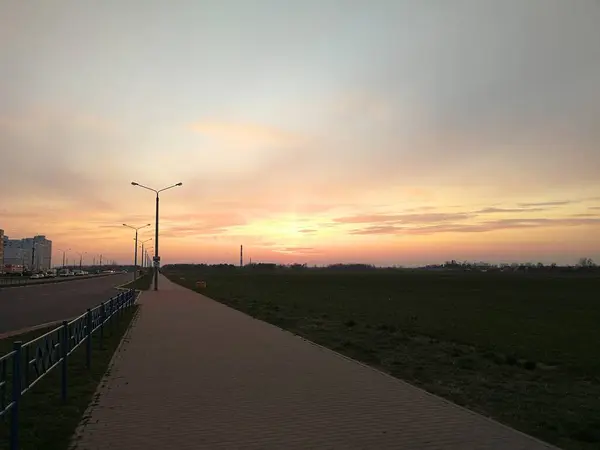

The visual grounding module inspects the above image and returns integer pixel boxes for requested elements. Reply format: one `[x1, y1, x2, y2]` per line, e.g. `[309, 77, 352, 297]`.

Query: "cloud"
[475, 207, 546, 214]
[572, 213, 599, 218]
[271, 246, 322, 255]
[158, 212, 248, 238]
[333, 212, 472, 225]
[0, 108, 134, 216]
[298, 229, 317, 234]
[180, 0, 600, 213]
[349, 217, 600, 236]
[517, 201, 573, 208]
[349, 225, 400, 236]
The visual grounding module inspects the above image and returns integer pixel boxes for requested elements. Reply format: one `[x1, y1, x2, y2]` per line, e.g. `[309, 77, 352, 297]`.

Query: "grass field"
[164, 267, 600, 450]
[0, 305, 139, 450]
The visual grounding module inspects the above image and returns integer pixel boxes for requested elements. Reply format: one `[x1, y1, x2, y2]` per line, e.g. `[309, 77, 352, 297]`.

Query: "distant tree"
[326, 263, 375, 271]
[578, 257, 596, 268]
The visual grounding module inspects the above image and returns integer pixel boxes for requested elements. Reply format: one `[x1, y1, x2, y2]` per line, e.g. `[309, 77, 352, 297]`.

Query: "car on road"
[30, 273, 43, 279]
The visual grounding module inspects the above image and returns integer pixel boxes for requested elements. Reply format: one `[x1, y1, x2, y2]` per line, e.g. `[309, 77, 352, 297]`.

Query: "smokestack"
[240, 245, 243, 267]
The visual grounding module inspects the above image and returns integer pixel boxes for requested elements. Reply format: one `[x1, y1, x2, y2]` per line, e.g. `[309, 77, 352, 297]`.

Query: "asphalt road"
[0, 273, 132, 334]
[0, 273, 113, 287]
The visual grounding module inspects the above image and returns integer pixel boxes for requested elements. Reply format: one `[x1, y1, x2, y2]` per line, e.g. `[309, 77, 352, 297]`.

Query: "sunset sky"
[1, 0, 599, 267]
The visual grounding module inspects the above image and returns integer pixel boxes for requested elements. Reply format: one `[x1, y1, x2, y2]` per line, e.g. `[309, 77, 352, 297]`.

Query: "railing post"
[86, 309, 92, 369]
[61, 321, 68, 402]
[110, 297, 115, 334]
[10, 341, 22, 450]
[99, 302, 105, 350]
[24, 345, 30, 389]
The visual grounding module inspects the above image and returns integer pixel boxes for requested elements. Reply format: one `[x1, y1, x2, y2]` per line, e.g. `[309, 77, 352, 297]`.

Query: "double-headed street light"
[57, 248, 71, 269]
[145, 247, 154, 268]
[123, 223, 151, 282]
[131, 181, 183, 290]
[76, 251, 86, 270]
[140, 238, 153, 269]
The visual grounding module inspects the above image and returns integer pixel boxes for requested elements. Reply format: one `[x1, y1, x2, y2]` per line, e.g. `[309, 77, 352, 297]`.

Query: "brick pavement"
[71, 275, 558, 449]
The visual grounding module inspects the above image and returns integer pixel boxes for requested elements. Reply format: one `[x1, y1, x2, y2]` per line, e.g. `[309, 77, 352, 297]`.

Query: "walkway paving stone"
[72, 275, 558, 449]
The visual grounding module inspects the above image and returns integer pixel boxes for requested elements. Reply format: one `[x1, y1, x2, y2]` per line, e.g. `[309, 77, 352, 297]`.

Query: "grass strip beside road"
[0, 305, 139, 450]
[121, 271, 153, 290]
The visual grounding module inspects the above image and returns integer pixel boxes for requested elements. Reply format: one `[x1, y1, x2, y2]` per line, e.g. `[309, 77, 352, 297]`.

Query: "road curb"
[70, 299, 142, 449]
[114, 282, 130, 291]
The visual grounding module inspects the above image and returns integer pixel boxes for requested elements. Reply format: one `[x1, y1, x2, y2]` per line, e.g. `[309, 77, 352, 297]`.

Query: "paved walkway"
[72, 275, 557, 449]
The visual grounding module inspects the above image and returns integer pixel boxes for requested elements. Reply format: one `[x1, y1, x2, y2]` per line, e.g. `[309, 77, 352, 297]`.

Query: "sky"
[1, 0, 599, 267]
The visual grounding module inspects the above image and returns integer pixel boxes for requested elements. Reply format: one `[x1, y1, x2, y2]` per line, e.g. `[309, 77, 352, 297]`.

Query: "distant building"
[4, 237, 26, 269]
[3, 235, 52, 271]
[0, 229, 4, 273]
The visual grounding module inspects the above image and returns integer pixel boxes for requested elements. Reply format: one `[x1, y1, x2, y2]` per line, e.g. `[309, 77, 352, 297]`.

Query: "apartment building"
[3, 235, 53, 272]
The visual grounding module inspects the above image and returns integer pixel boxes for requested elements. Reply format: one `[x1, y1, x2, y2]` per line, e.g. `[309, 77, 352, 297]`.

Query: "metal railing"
[0, 289, 137, 450]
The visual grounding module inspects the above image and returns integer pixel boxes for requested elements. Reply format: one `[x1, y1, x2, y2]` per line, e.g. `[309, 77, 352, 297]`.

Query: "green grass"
[0, 305, 139, 450]
[164, 268, 600, 450]
[120, 271, 153, 290]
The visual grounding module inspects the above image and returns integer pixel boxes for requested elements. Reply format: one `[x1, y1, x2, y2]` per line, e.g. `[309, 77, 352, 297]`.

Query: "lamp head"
[131, 182, 138, 186]
[176, 182, 183, 186]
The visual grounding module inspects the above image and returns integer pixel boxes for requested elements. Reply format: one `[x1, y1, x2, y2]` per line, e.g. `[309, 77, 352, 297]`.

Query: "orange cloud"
[347, 217, 600, 236]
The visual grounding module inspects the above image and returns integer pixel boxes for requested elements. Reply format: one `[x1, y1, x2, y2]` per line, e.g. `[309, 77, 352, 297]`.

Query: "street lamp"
[131, 181, 183, 290]
[76, 251, 87, 270]
[144, 247, 154, 267]
[123, 223, 151, 282]
[139, 238, 152, 269]
[57, 248, 70, 269]
[145, 247, 154, 269]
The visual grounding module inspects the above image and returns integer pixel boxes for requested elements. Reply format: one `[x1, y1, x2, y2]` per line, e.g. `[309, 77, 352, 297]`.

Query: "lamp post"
[31, 242, 36, 272]
[123, 223, 151, 282]
[131, 181, 183, 290]
[57, 248, 70, 270]
[140, 238, 153, 270]
[146, 248, 154, 269]
[76, 252, 86, 271]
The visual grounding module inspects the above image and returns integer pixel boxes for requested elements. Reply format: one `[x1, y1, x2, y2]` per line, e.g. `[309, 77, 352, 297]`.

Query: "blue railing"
[0, 289, 137, 450]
